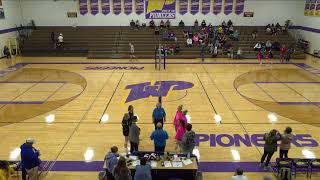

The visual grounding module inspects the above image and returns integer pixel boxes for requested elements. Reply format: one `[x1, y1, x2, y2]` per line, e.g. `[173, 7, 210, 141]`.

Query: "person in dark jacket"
[182, 123, 196, 154]
[129, 117, 140, 154]
[260, 129, 281, 170]
[152, 102, 166, 129]
[105, 146, 119, 180]
[112, 156, 131, 180]
[122, 105, 134, 154]
[20, 138, 41, 180]
[3, 46, 11, 59]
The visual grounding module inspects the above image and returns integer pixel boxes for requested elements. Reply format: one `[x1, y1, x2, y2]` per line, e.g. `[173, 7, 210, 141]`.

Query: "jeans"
[280, 149, 289, 158]
[260, 150, 275, 166]
[155, 146, 165, 153]
[130, 141, 139, 154]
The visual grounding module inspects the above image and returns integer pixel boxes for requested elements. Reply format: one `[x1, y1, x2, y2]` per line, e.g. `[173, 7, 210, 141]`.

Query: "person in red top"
[280, 45, 288, 63]
[175, 119, 186, 153]
[173, 105, 183, 132]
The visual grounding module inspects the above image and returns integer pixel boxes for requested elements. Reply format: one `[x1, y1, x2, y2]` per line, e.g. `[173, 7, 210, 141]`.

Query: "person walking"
[20, 138, 41, 180]
[150, 122, 169, 152]
[182, 123, 196, 155]
[129, 117, 140, 154]
[260, 129, 281, 170]
[279, 127, 294, 158]
[152, 102, 166, 129]
[175, 119, 186, 153]
[173, 105, 183, 132]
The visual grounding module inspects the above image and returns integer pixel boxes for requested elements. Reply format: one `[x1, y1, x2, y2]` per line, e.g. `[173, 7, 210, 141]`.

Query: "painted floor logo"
[125, 81, 194, 103]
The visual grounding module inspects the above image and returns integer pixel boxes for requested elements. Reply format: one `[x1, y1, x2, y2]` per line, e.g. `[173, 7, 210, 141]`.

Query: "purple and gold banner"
[310, 0, 316, 16]
[305, 0, 311, 15]
[213, 0, 222, 15]
[145, 0, 176, 19]
[224, 0, 233, 15]
[113, 0, 122, 15]
[124, 0, 132, 15]
[201, 0, 211, 15]
[179, 0, 188, 15]
[135, 0, 144, 15]
[90, 0, 99, 15]
[316, 0, 320, 16]
[235, 0, 245, 15]
[190, 0, 199, 15]
[79, 0, 88, 15]
[101, 0, 110, 15]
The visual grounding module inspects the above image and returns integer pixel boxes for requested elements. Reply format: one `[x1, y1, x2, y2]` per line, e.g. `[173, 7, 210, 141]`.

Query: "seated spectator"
[163, 30, 169, 40]
[231, 168, 248, 180]
[112, 156, 131, 180]
[265, 24, 272, 34]
[227, 46, 234, 59]
[168, 30, 175, 41]
[230, 30, 239, 41]
[154, 27, 160, 35]
[201, 20, 206, 28]
[130, 20, 135, 29]
[266, 40, 272, 51]
[104, 146, 119, 179]
[187, 28, 193, 38]
[227, 20, 233, 27]
[134, 158, 151, 180]
[218, 26, 223, 34]
[57, 33, 64, 48]
[227, 25, 234, 35]
[222, 21, 227, 30]
[193, 33, 199, 46]
[194, 20, 199, 29]
[165, 20, 171, 28]
[236, 47, 242, 59]
[179, 20, 185, 28]
[208, 23, 213, 32]
[183, 30, 188, 38]
[254, 42, 262, 51]
[186, 38, 193, 47]
[251, 30, 258, 39]
[160, 20, 165, 28]
[3, 46, 11, 59]
[276, 22, 281, 31]
[208, 41, 214, 54]
[141, 23, 146, 28]
[149, 20, 155, 28]
[135, 20, 140, 30]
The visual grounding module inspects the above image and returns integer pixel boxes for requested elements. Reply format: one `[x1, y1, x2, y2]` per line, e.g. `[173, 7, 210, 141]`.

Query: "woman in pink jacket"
[175, 119, 186, 153]
[173, 105, 183, 132]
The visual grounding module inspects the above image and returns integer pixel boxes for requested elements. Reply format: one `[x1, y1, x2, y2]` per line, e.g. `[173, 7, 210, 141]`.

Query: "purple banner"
[135, 0, 144, 15]
[79, 0, 88, 15]
[90, 0, 99, 15]
[179, 0, 188, 15]
[190, 0, 199, 15]
[213, 0, 222, 15]
[113, 0, 121, 15]
[235, 0, 244, 15]
[145, 0, 176, 19]
[201, 0, 211, 15]
[101, 0, 110, 15]
[124, 0, 132, 15]
[224, 0, 233, 15]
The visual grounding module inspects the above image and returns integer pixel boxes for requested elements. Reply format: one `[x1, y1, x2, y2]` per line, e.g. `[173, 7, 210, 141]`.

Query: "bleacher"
[22, 26, 305, 59]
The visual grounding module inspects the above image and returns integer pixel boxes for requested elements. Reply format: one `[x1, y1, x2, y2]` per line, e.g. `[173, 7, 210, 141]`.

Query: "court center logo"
[125, 81, 194, 103]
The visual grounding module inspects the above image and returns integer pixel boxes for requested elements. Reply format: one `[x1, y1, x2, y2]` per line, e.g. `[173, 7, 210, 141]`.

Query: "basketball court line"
[195, 73, 218, 114]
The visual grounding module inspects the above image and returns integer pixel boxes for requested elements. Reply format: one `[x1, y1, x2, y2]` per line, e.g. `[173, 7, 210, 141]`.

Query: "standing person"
[279, 127, 294, 158]
[280, 45, 288, 63]
[50, 31, 55, 44]
[122, 105, 134, 153]
[0, 161, 14, 180]
[129, 117, 140, 154]
[152, 102, 166, 129]
[134, 158, 152, 180]
[267, 50, 274, 64]
[173, 105, 183, 132]
[182, 123, 196, 155]
[285, 47, 294, 63]
[175, 119, 186, 153]
[150, 122, 169, 152]
[258, 50, 263, 65]
[104, 146, 119, 180]
[20, 138, 41, 180]
[260, 129, 281, 170]
[112, 156, 131, 180]
[57, 33, 64, 48]
[129, 43, 138, 61]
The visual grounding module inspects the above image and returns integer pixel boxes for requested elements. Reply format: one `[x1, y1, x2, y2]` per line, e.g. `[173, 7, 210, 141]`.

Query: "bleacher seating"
[22, 26, 305, 59]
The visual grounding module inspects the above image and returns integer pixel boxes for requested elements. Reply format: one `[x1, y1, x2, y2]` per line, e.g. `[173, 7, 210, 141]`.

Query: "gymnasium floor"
[0, 56, 320, 180]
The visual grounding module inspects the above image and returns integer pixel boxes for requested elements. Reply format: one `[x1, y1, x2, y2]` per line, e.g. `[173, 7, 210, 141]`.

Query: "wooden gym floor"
[0, 56, 320, 180]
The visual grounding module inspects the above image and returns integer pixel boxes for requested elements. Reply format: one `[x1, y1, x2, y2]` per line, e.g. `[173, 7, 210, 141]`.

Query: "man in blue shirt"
[152, 102, 166, 129]
[150, 122, 169, 152]
[20, 138, 41, 180]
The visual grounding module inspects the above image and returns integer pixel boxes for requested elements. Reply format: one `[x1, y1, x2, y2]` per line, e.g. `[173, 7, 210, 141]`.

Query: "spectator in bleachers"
[193, 33, 199, 46]
[222, 21, 227, 31]
[228, 25, 234, 35]
[260, 129, 281, 170]
[265, 24, 272, 34]
[218, 26, 223, 34]
[254, 42, 262, 51]
[251, 30, 258, 40]
[129, 117, 140, 154]
[154, 27, 160, 35]
[135, 20, 140, 30]
[227, 20, 233, 27]
[163, 30, 169, 40]
[160, 20, 165, 29]
[183, 30, 188, 38]
[186, 37, 193, 47]
[279, 127, 293, 158]
[165, 20, 171, 28]
[174, 43, 181, 54]
[150, 122, 169, 152]
[182, 123, 196, 155]
[200, 45, 206, 61]
[280, 45, 288, 63]
[201, 20, 206, 28]
[20, 138, 41, 180]
[149, 20, 155, 28]
[188, 28, 193, 38]
[134, 158, 152, 180]
[57, 33, 64, 48]
[227, 46, 234, 59]
[285, 46, 295, 62]
[230, 30, 239, 41]
[231, 168, 248, 180]
[3, 46, 11, 59]
[50, 31, 55, 44]
[141, 22, 146, 28]
[179, 20, 185, 28]
[194, 20, 199, 29]
[175, 119, 186, 153]
[130, 20, 135, 29]
[168, 30, 175, 41]
[236, 47, 242, 59]
[267, 50, 274, 64]
[105, 146, 119, 179]
[0, 161, 14, 180]
[266, 40, 272, 51]
[276, 23, 281, 32]
[113, 156, 131, 180]
[208, 40, 214, 54]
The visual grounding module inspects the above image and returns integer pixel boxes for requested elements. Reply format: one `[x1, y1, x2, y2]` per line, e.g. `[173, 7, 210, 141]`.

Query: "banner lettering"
[101, 0, 110, 15]
[90, 0, 99, 15]
[179, 0, 188, 15]
[113, 0, 122, 15]
[145, 0, 176, 19]
[235, 0, 244, 15]
[124, 0, 133, 15]
[135, 0, 144, 15]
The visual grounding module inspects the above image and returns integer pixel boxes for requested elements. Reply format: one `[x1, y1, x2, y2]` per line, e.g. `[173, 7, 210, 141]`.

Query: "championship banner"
[224, 0, 233, 15]
[79, 0, 88, 15]
[316, 0, 320, 16]
[305, 0, 311, 16]
[309, 0, 316, 16]
[113, 0, 122, 15]
[90, 0, 99, 15]
[101, 0, 110, 15]
[124, 0, 133, 15]
[135, 0, 144, 15]
[145, 0, 176, 19]
[190, 0, 199, 15]
[201, 0, 211, 15]
[213, 0, 222, 15]
[179, 0, 188, 15]
[235, 0, 245, 15]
